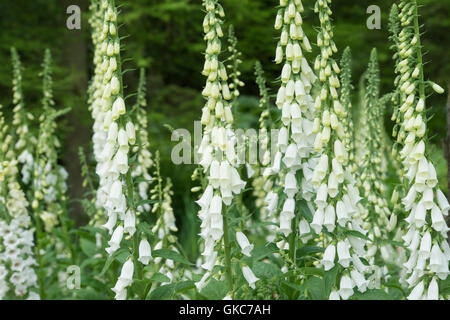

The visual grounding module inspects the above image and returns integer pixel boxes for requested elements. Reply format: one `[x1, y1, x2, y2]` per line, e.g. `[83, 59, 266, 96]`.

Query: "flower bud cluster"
[195, 0, 247, 289]
[10, 48, 36, 186]
[0, 105, 39, 300]
[226, 25, 245, 101]
[393, 0, 449, 300]
[250, 62, 276, 240]
[267, 0, 317, 247]
[32, 50, 69, 234]
[90, 0, 137, 300]
[311, 0, 371, 300]
[131, 68, 153, 214]
[356, 49, 394, 286]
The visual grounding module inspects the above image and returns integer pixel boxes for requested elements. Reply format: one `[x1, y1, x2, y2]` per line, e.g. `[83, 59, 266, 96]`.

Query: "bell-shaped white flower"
[350, 269, 368, 293]
[414, 202, 426, 228]
[236, 232, 254, 257]
[284, 172, 298, 198]
[431, 205, 446, 232]
[335, 201, 348, 227]
[106, 225, 124, 255]
[429, 243, 444, 273]
[407, 280, 424, 300]
[138, 239, 152, 265]
[196, 185, 213, 210]
[436, 189, 450, 215]
[322, 244, 336, 271]
[123, 211, 136, 236]
[310, 208, 324, 234]
[418, 231, 432, 258]
[242, 266, 259, 289]
[337, 240, 351, 267]
[314, 183, 328, 209]
[426, 277, 439, 300]
[323, 204, 336, 232]
[338, 275, 354, 300]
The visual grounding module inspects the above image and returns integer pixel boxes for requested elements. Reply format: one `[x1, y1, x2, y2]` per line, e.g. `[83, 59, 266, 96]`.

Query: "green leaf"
[252, 261, 283, 280]
[352, 289, 395, 300]
[150, 272, 171, 283]
[324, 265, 339, 297]
[346, 230, 371, 242]
[152, 249, 193, 265]
[297, 199, 313, 220]
[136, 199, 158, 207]
[146, 283, 175, 300]
[175, 280, 195, 293]
[130, 279, 150, 298]
[80, 238, 97, 257]
[99, 248, 129, 277]
[296, 246, 324, 258]
[304, 276, 326, 300]
[299, 267, 324, 278]
[251, 243, 278, 261]
[200, 278, 227, 300]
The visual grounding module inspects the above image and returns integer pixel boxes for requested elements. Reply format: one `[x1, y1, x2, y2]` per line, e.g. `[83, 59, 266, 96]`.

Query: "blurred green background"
[0, 0, 449, 258]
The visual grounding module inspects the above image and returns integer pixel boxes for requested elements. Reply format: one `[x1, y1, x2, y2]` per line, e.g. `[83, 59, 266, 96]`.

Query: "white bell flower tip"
[105, 245, 120, 255]
[210, 228, 223, 241]
[338, 288, 354, 300]
[241, 245, 254, 257]
[436, 189, 450, 214]
[310, 224, 322, 235]
[423, 277, 439, 300]
[337, 258, 351, 268]
[113, 288, 127, 300]
[242, 266, 259, 288]
[407, 281, 425, 300]
[323, 223, 335, 233]
[137, 256, 151, 265]
[329, 290, 340, 300]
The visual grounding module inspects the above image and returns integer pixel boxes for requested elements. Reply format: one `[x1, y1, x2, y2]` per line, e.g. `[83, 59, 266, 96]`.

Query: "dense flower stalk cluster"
[89, 0, 138, 300]
[311, 0, 371, 300]
[268, 0, 317, 253]
[392, 0, 449, 300]
[0, 104, 39, 300]
[132, 68, 153, 214]
[251, 61, 276, 239]
[195, 0, 247, 290]
[31, 50, 69, 234]
[338, 47, 356, 174]
[356, 49, 395, 286]
[11, 48, 36, 186]
[226, 25, 245, 112]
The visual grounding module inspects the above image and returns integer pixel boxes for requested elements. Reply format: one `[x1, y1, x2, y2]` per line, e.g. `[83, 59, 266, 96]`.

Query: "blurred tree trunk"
[62, 0, 90, 225]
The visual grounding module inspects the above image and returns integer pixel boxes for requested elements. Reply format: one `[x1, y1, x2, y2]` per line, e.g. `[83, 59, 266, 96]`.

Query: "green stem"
[60, 207, 75, 265]
[222, 208, 233, 294]
[126, 170, 142, 280]
[288, 218, 297, 263]
[33, 204, 45, 299]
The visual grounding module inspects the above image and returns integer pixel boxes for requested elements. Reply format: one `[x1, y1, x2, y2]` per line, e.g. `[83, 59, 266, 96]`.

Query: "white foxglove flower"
[338, 275, 354, 300]
[322, 244, 336, 271]
[323, 204, 336, 232]
[138, 239, 152, 265]
[426, 277, 439, 300]
[106, 225, 124, 255]
[407, 280, 424, 300]
[236, 232, 254, 257]
[242, 266, 259, 289]
[337, 240, 351, 268]
[311, 208, 324, 234]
